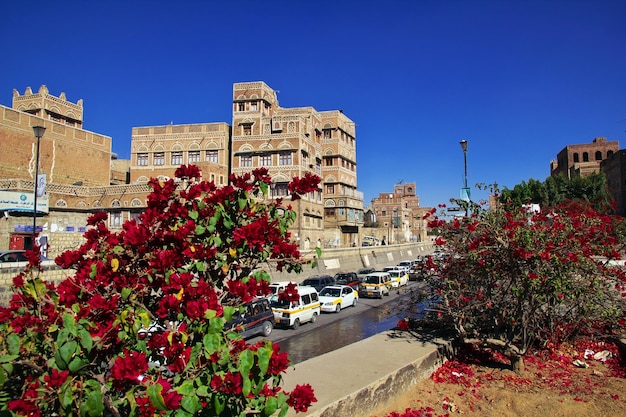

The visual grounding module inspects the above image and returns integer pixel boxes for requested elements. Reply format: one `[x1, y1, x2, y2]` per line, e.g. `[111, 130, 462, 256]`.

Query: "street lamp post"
[459, 139, 469, 216]
[32, 125, 46, 249]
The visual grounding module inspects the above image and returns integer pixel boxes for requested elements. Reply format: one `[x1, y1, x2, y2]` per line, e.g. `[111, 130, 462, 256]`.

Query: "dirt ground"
[370, 341, 626, 417]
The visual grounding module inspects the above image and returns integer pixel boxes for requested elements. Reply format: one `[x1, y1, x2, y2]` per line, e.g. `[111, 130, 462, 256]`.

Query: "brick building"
[371, 182, 428, 244]
[550, 137, 619, 178]
[601, 150, 626, 216]
[230, 82, 362, 248]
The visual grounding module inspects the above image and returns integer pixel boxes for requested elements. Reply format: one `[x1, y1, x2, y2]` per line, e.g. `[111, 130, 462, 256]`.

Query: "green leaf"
[147, 383, 168, 411]
[239, 350, 254, 376]
[189, 210, 199, 220]
[195, 224, 206, 235]
[259, 181, 269, 196]
[315, 247, 322, 259]
[180, 395, 201, 414]
[79, 329, 93, 353]
[68, 356, 87, 373]
[7, 333, 20, 355]
[263, 396, 278, 416]
[57, 340, 78, 369]
[214, 394, 225, 415]
[257, 345, 271, 375]
[242, 376, 252, 397]
[59, 381, 74, 408]
[121, 287, 132, 300]
[89, 263, 97, 279]
[80, 388, 104, 417]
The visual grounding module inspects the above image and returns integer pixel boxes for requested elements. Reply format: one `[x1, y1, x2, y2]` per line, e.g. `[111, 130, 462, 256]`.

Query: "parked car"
[267, 281, 297, 298]
[318, 285, 358, 313]
[359, 272, 392, 299]
[356, 267, 376, 281]
[226, 297, 275, 338]
[270, 286, 321, 329]
[333, 272, 361, 291]
[387, 269, 408, 288]
[301, 275, 335, 292]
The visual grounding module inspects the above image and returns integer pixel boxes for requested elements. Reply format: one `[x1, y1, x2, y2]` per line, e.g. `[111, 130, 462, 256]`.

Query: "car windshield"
[270, 297, 290, 308]
[362, 276, 380, 284]
[335, 274, 350, 281]
[319, 288, 340, 297]
[303, 279, 319, 286]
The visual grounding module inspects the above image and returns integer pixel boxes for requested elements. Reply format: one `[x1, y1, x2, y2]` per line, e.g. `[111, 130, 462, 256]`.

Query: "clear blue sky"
[2, 0, 625, 209]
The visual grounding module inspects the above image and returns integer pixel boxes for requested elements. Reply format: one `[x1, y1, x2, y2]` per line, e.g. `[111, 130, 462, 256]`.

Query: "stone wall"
[0, 242, 433, 306]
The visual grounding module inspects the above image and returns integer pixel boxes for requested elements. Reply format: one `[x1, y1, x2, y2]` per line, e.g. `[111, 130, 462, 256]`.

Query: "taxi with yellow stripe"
[270, 285, 321, 330]
[318, 285, 358, 313]
[358, 272, 392, 299]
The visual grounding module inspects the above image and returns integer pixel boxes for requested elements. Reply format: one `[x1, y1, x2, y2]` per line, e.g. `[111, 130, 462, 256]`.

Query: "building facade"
[601, 150, 626, 216]
[130, 122, 231, 186]
[230, 82, 363, 248]
[550, 137, 619, 178]
[371, 182, 428, 244]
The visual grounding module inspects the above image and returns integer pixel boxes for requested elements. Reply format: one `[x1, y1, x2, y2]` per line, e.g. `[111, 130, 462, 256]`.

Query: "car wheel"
[352, 298, 357, 307]
[310, 312, 318, 323]
[292, 318, 300, 330]
[261, 321, 273, 337]
[335, 304, 341, 313]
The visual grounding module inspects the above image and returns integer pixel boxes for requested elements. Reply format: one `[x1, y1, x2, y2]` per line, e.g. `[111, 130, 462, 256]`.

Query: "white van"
[270, 286, 321, 329]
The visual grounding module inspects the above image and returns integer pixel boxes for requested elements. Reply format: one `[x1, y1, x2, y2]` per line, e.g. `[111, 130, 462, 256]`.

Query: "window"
[595, 151, 602, 161]
[243, 125, 252, 136]
[110, 212, 123, 228]
[271, 182, 289, 197]
[583, 152, 589, 162]
[250, 102, 258, 111]
[238, 102, 245, 111]
[206, 150, 218, 163]
[240, 155, 252, 167]
[260, 154, 272, 166]
[171, 151, 183, 165]
[326, 184, 335, 194]
[324, 129, 331, 139]
[573, 153, 579, 163]
[137, 153, 148, 166]
[279, 151, 292, 165]
[188, 151, 200, 163]
[153, 152, 165, 166]
[326, 158, 334, 166]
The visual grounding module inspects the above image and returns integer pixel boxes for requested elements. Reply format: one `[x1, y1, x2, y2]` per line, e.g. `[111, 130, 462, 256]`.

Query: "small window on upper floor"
[171, 151, 183, 166]
[243, 125, 252, 136]
[206, 150, 218, 163]
[323, 130, 331, 139]
[154, 152, 165, 166]
[188, 151, 200, 163]
[583, 152, 589, 162]
[238, 102, 245, 111]
[137, 153, 149, 166]
[595, 151, 602, 161]
[573, 153, 580, 163]
[250, 102, 258, 111]
[240, 155, 252, 167]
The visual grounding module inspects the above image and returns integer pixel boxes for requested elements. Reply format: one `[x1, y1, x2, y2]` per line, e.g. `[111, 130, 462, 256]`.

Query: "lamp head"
[459, 139, 468, 152]
[32, 125, 46, 139]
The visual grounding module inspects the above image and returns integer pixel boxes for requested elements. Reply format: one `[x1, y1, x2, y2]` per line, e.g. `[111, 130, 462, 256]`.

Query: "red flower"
[268, 343, 291, 375]
[397, 319, 410, 330]
[287, 384, 317, 413]
[174, 164, 201, 179]
[288, 173, 321, 200]
[109, 350, 148, 384]
[43, 369, 69, 389]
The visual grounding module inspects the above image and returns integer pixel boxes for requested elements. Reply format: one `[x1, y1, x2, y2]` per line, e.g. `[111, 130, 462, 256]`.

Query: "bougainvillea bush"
[403, 197, 626, 370]
[0, 165, 320, 416]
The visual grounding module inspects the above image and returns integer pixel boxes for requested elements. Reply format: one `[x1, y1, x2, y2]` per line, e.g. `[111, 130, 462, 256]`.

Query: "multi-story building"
[130, 122, 230, 186]
[230, 82, 363, 248]
[550, 137, 619, 178]
[0, 82, 363, 253]
[371, 182, 428, 244]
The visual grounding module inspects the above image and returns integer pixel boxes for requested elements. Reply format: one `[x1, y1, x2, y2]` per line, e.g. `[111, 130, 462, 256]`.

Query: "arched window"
[595, 151, 602, 161]
[573, 153, 580, 163]
[583, 152, 589, 162]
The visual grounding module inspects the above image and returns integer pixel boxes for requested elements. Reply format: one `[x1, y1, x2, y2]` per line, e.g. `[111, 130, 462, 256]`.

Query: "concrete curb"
[281, 330, 453, 417]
